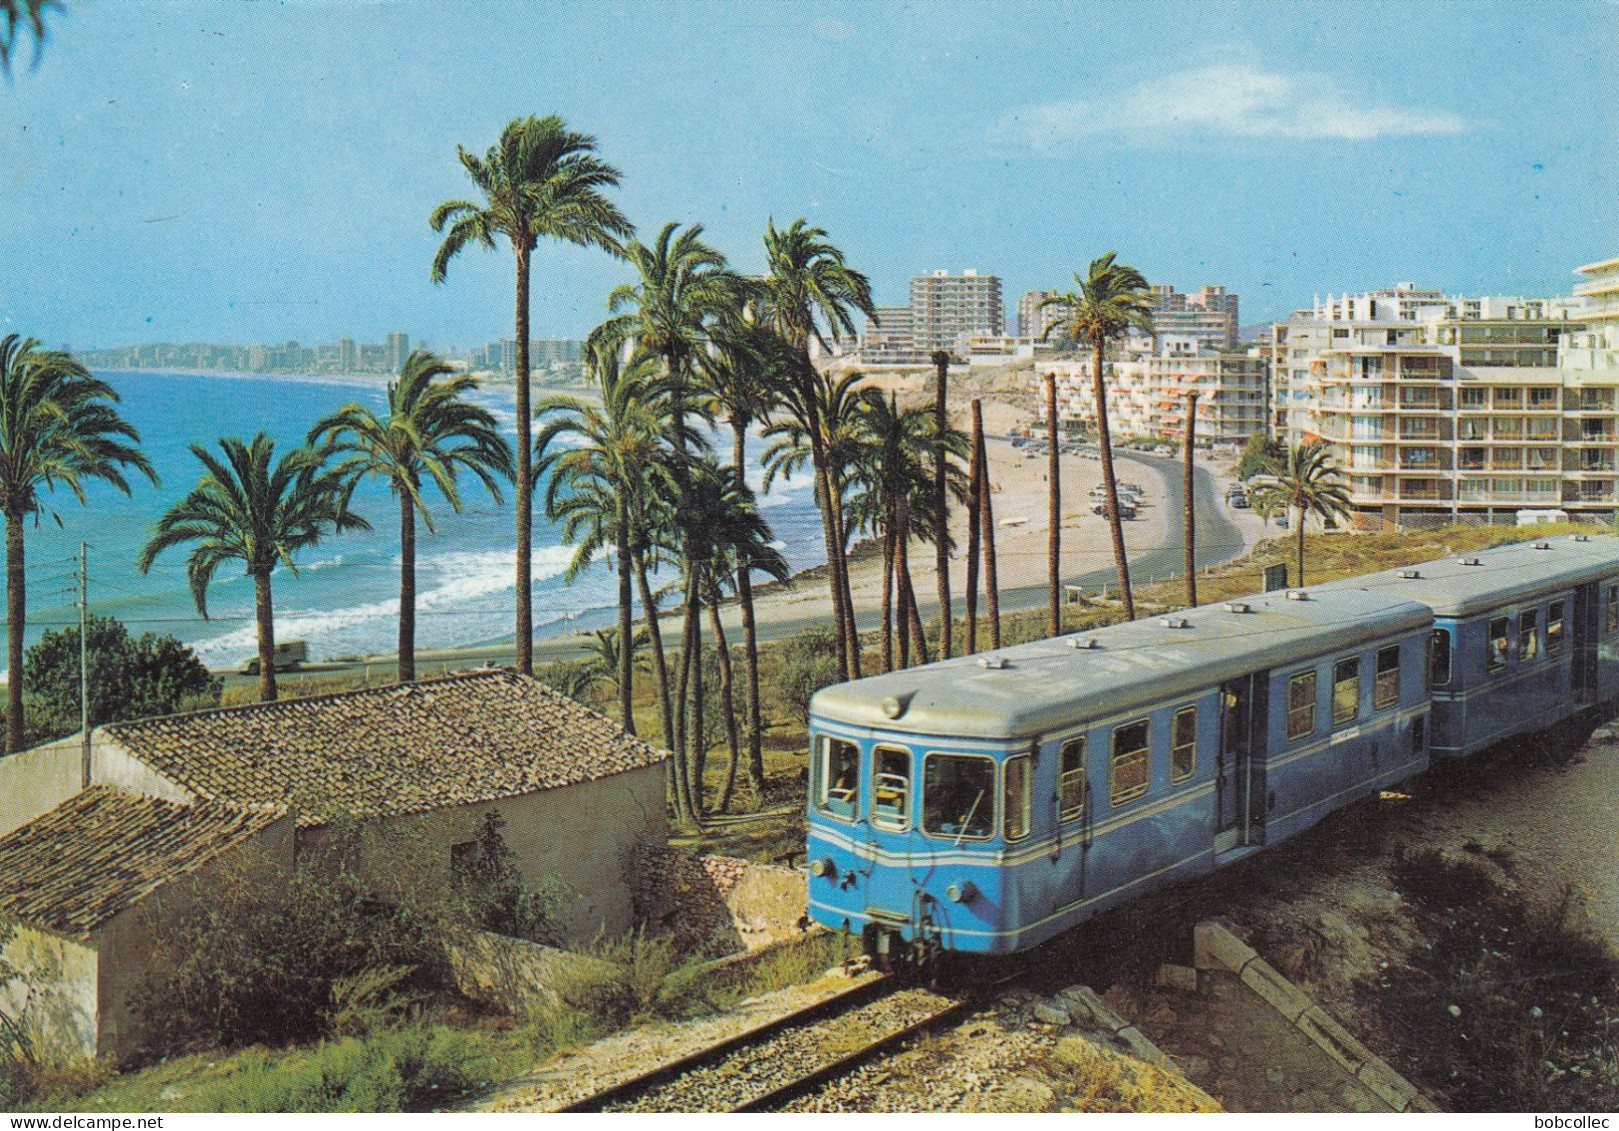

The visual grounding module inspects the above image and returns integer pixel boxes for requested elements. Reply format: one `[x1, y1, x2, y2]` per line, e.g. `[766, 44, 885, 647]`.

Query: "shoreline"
[264, 393, 1271, 682]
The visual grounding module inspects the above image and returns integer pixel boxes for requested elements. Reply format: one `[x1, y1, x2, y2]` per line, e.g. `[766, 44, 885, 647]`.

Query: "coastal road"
[252, 450, 1251, 688]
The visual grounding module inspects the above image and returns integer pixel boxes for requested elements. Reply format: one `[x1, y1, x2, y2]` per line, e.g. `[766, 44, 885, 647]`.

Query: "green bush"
[776, 626, 840, 723]
[22, 614, 219, 740]
[450, 810, 564, 945]
[207, 1026, 482, 1112]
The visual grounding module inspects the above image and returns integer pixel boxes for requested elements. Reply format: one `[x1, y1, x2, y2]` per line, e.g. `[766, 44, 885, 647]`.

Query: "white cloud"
[999, 63, 1467, 148]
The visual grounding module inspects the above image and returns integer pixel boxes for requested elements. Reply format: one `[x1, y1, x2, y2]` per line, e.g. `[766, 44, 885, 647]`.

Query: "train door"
[1573, 583, 1599, 703]
[1215, 672, 1268, 855]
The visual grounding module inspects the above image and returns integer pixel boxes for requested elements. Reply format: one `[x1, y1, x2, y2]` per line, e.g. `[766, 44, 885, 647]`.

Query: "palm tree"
[430, 115, 632, 677]
[589, 221, 743, 768]
[757, 218, 876, 681]
[697, 316, 793, 796]
[680, 458, 788, 815]
[309, 351, 512, 683]
[0, 0, 54, 72]
[535, 347, 690, 741]
[582, 625, 649, 693]
[138, 434, 367, 702]
[847, 389, 968, 670]
[1042, 252, 1154, 621]
[762, 369, 866, 657]
[0, 336, 156, 752]
[1248, 439, 1352, 587]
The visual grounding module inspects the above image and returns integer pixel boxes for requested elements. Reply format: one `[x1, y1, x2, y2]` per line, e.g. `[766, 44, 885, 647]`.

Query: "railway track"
[558, 974, 974, 1113]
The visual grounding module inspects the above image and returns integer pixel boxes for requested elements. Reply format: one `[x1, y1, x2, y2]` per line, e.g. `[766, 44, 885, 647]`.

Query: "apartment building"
[1272, 279, 1611, 528]
[855, 271, 1004, 365]
[908, 270, 1004, 354]
[1040, 346, 1268, 447]
[1138, 283, 1240, 351]
[1017, 289, 1071, 341]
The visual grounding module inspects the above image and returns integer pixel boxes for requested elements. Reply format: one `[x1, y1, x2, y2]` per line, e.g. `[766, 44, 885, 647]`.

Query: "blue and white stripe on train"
[802, 534, 1619, 958]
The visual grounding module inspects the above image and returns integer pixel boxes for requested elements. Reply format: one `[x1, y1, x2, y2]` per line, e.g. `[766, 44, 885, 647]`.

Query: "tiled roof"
[104, 670, 668, 826]
[0, 788, 285, 937]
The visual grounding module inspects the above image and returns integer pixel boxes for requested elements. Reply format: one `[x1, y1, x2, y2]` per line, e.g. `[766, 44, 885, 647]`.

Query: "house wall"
[0, 924, 98, 1059]
[0, 734, 189, 838]
[331, 763, 668, 946]
[92, 812, 296, 1062]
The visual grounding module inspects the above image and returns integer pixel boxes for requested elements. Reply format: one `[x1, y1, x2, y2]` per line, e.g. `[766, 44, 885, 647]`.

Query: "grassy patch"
[1369, 851, 1619, 1111]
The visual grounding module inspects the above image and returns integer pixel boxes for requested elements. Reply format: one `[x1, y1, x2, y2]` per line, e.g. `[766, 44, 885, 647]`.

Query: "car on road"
[1152, 445, 1174, 457]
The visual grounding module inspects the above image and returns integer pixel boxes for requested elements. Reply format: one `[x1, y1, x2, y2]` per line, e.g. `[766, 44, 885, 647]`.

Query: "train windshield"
[923, 754, 995, 840]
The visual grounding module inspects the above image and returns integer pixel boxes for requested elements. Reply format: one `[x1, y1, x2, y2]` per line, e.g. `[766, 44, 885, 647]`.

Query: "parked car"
[1152, 446, 1174, 457]
[1275, 512, 1289, 527]
[1093, 501, 1138, 520]
[1011, 437, 1027, 448]
[1230, 496, 1250, 509]
[239, 638, 308, 675]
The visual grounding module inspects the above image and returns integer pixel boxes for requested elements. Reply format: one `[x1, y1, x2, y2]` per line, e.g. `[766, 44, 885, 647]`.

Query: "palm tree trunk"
[633, 548, 676, 754]
[964, 399, 983, 653]
[978, 423, 1001, 649]
[398, 490, 417, 683]
[1296, 504, 1307, 587]
[687, 586, 706, 818]
[1092, 340, 1135, 620]
[880, 516, 896, 673]
[933, 353, 951, 660]
[709, 600, 741, 813]
[615, 522, 636, 736]
[1183, 392, 1198, 609]
[825, 467, 862, 679]
[732, 422, 764, 798]
[513, 243, 534, 676]
[802, 392, 851, 681]
[1046, 372, 1061, 637]
[895, 503, 910, 668]
[252, 568, 277, 702]
[897, 499, 929, 666]
[5, 511, 25, 753]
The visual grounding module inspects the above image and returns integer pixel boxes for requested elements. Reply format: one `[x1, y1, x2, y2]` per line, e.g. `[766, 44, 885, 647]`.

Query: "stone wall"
[633, 848, 807, 957]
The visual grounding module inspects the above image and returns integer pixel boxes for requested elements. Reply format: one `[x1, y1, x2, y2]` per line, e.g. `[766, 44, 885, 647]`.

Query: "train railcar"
[805, 587, 1434, 958]
[1325, 534, 1619, 758]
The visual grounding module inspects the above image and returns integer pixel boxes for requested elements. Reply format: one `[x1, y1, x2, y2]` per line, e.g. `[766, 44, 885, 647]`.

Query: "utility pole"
[78, 542, 90, 789]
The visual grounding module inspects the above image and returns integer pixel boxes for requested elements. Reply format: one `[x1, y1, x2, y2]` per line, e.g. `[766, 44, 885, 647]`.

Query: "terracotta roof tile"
[0, 788, 285, 937]
[104, 670, 668, 826]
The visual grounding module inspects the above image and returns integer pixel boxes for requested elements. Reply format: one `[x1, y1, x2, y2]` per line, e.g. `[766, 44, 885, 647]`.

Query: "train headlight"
[809, 857, 836, 880]
[945, 880, 978, 904]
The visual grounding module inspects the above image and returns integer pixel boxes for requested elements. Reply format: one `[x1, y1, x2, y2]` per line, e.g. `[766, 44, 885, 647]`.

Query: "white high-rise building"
[908, 270, 1003, 355]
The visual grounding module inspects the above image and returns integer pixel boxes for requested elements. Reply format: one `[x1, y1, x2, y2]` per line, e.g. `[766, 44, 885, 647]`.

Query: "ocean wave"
[185, 542, 587, 665]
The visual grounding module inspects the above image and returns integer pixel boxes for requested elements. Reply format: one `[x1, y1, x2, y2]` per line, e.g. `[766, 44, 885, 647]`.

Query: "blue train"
[803, 534, 1619, 960]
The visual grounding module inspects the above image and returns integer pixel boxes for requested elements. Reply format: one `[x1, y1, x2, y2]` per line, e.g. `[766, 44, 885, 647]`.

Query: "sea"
[0, 370, 821, 672]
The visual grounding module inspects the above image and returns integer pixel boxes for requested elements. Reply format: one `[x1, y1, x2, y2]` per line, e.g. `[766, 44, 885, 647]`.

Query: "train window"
[1547, 601, 1565, 654]
[815, 736, 860, 821]
[1487, 616, 1510, 674]
[870, 746, 910, 831]
[1374, 645, 1401, 709]
[1607, 585, 1618, 634]
[1332, 659, 1361, 726]
[1058, 738, 1087, 822]
[1109, 719, 1151, 806]
[1519, 610, 1540, 662]
[1287, 671, 1317, 740]
[1428, 629, 1452, 689]
[922, 754, 995, 840]
[1003, 756, 1032, 841]
[1170, 706, 1196, 783]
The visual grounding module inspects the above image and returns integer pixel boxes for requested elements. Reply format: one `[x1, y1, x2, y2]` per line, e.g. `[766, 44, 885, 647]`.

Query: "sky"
[1, 0, 1614, 351]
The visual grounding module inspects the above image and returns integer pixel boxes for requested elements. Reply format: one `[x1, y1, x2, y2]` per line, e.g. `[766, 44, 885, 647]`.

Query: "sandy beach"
[345, 390, 1273, 679]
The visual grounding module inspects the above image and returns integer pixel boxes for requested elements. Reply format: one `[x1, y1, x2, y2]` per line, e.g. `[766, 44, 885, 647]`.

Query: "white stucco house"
[0, 669, 669, 1060]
